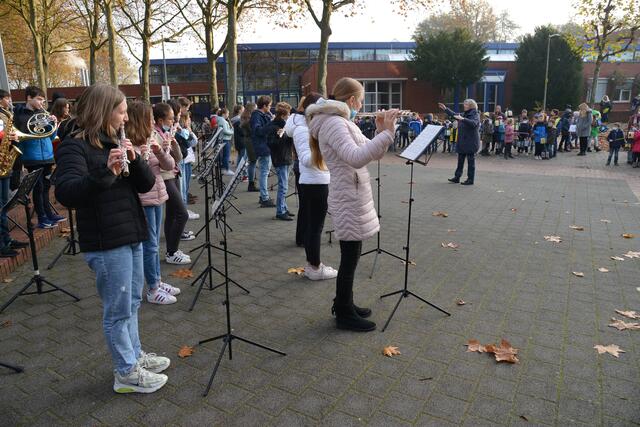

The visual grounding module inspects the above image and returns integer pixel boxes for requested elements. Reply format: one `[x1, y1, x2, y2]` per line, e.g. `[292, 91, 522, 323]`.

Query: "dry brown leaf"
[611, 256, 625, 261]
[600, 219, 611, 223]
[570, 225, 585, 231]
[169, 268, 194, 279]
[572, 271, 584, 277]
[382, 346, 401, 357]
[594, 344, 625, 358]
[432, 211, 449, 218]
[456, 299, 466, 306]
[2, 278, 13, 283]
[400, 260, 416, 266]
[598, 267, 609, 273]
[615, 309, 640, 320]
[0, 319, 11, 328]
[511, 208, 517, 212]
[622, 233, 635, 239]
[519, 415, 529, 421]
[178, 345, 195, 358]
[623, 251, 640, 259]
[608, 318, 640, 331]
[447, 229, 457, 233]
[441, 242, 459, 249]
[496, 190, 505, 193]
[465, 339, 486, 353]
[287, 267, 305, 276]
[544, 235, 562, 243]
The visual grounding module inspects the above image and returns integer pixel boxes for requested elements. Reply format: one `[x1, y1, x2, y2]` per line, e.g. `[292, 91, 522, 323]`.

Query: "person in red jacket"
[631, 128, 640, 168]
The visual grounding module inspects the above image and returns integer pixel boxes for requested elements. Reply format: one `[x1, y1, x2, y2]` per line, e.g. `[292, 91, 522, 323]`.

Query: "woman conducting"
[438, 100, 480, 185]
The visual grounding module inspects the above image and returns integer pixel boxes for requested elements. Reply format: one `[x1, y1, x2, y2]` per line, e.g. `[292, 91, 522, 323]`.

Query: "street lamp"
[542, 33, 561, 113]
[161, 37, 178, 101]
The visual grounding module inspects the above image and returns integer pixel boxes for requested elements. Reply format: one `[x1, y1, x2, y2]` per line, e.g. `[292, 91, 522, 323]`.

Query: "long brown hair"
[125, 100, 153, 147]
[75, 83, 126, 149]
[240, 103, 256, 126]
[310, 78, 363, 170]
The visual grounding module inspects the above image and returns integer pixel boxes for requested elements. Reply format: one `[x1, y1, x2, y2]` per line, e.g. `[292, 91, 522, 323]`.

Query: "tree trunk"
[588, 57, 603, 105]
[141, 38, 150, 101]
[226, 1, 238, 108]
[316, 2, 333, 97]
[28, 0, 47, 93]
[104, 0, 118, 87]
[89, 43, 97, 84]
[88, 0, 100, 84]
[204, 14, 219, 110]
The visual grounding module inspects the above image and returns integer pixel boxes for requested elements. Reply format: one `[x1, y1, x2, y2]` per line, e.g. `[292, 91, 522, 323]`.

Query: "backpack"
[210, 116, 218, 129]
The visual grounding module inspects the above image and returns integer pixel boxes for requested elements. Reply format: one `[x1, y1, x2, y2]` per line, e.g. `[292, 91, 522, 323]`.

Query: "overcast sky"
[153, 0, 576, 59]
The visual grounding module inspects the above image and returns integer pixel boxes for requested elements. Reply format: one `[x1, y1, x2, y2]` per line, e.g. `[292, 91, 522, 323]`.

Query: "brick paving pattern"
[0, 150, 639, 426]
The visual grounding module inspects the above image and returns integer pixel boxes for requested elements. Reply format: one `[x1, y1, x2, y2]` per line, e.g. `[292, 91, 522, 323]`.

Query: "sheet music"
[399, 125, 444, 162]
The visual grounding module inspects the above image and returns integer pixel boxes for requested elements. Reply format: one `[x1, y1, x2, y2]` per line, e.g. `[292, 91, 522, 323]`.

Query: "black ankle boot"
[247, 182, 258, 192]
[332, 299, 372, 318]
[332, 303, 376, 332]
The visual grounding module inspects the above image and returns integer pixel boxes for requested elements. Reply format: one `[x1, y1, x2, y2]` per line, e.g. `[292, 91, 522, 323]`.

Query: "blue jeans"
[142, 205, 163, 291]
[0, 177, 11, 250]
[257, 155, 271, 202]
[219, 139, 232, 170]
[275, 165, 289, 215]
[248, 161, 256, 183]
[84, 243, 144, 376]
[184, 162, 192, 200]
[607, 147, 620, 164]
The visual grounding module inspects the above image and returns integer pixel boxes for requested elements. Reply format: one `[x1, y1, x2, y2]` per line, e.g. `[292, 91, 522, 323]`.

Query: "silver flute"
[143, 132, 153, 162]
[119, 124, 130, 177]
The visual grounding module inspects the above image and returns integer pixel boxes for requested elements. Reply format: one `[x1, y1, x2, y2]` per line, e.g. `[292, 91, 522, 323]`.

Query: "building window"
[358, 80, 402, 112]
[614, 79, 633, 102]
[375, 49, 408, 60]
[343, 49, 375, 61]
[587, 78, 609, 102]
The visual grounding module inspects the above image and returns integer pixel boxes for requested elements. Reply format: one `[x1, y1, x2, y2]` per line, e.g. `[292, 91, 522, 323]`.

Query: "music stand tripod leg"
[0, 361, 24, 373]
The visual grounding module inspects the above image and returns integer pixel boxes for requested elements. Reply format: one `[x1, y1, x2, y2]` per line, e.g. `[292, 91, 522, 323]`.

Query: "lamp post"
[542, 33, 561, 113]
[161, 38, 178, 101]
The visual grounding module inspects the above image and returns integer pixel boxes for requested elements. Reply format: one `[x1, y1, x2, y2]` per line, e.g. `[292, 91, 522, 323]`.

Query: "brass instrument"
[0, 110, 23, 177]
[13, 112, 59, 141]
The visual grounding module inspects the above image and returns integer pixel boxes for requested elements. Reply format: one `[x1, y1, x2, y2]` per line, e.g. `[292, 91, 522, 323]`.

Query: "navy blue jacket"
[250, 110, 273, 157]
[607, 128, 625, 149]
[444, 107, 480, 154]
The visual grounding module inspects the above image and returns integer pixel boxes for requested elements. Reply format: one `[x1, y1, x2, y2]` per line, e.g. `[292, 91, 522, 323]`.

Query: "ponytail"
[309, 134, 327, 171]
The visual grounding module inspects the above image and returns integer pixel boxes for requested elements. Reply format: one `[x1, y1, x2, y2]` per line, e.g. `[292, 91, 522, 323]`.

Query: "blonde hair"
[75, 83, 125, 149]
[578, 102, 589, 116]
[125, 100, 153, 147]
[463, 99, 478, 110]
[310, 77, 364, 170]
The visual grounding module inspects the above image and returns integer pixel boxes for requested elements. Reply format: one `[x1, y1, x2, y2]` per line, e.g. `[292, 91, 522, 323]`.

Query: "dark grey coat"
[444, 107, 480, 154]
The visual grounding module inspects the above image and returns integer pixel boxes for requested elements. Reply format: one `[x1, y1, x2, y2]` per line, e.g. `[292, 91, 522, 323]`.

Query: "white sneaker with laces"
[113, 364, 168, 394]
[147, 288, 177, 304]
[180, 231, 196, 241]
[138, 351, 170, 373]
[165, 251, 191, 264]
[159, 281, 181, 296]
[174, 249, 191, 260]
[187, 210, 200, 220]
[304, 263, 338, 281]
[223, 169, 235, 176]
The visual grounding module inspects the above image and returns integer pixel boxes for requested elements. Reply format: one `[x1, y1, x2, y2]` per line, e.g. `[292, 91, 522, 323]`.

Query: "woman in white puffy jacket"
[285, 93, 337, 282]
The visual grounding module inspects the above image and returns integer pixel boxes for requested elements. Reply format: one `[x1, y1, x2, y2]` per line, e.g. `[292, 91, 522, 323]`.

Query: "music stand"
[199, 158, 285, 396]
[46, 208, 80, 270]
[0, 170, 80, 313]
[379, 125, 450, 332]
[360, 158, 404, 278]
[0, 361, 23, 373]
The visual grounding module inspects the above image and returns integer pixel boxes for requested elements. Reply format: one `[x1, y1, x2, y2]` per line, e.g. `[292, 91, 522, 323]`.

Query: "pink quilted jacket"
[307, 99, 394, 241]
[134, 145, 174, 206]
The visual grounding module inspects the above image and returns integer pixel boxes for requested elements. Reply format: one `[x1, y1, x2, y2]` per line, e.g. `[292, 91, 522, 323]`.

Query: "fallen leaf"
[178, 345, 195, 358]
[432, 211, 448, 218]
[611, 256, 625, 261]
[544, 235, 562, 243]
[598, 267, 609, 273]
[511, 208, 517, 212]
[466, 339, 486, 353]
[570, 225, 585, 231]
[419, 377, 433, 381]
[490, 339, 520, 363]
[496, 190, 504, 193]
[600, 219, 611, 223]
[0, 319, 11, 328]
[382, 346, 401, 357]
[615, 309, 640, 320]
[572, 271, 584, 277]
[622, 233, 635, 239]
[400, 260, 416, 266]
[169, 268, 194, 279]
[447, 229, 457, 233]
[519, 415, 529, 421]
[287, 267, 305, 276]
[594, 344, 625, 358]
[2, 278, 13, 283]
[623, 251, 640, 259]
[521, 198, 526, 201]
[441, 242, 459, 249]
[608, 318, 640, 331]
[456, 299, 466, 306]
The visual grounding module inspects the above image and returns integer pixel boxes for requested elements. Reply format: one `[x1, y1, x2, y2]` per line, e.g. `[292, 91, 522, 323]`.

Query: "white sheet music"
[399, 125, 444, 162]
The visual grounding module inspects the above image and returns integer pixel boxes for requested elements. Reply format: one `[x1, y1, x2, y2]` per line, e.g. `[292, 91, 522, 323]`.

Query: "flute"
[119, 124, 130, 177]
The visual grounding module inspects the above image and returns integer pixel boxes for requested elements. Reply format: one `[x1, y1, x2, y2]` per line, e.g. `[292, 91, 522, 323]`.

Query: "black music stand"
[0, 170, 80, 313]
[380, 125, 450, 332]
[199, 159, 285, 396]
[0, 361, 23, 373]
[188, 158, 248, 312]
[46, 208, 79, 270]
[360, 159, 404, 278]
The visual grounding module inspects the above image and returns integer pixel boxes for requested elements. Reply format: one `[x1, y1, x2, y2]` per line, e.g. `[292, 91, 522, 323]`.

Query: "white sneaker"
[181, 231, 196, 241]
[165, 252, 191, 265]
[159, 281, 181, 296]
[223, 169, 235, 176]
[304, 263, 338, 281]
[113, 364, 168, 394]
[147, 288, 177, 304]
[175, 249, 191, 261]
[187, 210, 200, 220]
[138, 351, 170, 373]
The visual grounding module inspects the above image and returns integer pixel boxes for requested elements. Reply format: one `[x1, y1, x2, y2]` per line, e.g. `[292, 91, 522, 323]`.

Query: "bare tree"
[415, 0, 499, 43]
[494, 10, 519, 43]
[103, 0, 119, 86]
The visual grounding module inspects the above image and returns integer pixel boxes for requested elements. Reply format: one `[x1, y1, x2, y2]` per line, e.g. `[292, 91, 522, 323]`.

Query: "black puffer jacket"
[54, 133, 155, 252]
[266, 118, 293, 167]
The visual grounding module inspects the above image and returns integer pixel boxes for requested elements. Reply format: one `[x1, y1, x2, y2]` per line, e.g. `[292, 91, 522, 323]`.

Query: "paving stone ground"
[0, 149, 639, 426]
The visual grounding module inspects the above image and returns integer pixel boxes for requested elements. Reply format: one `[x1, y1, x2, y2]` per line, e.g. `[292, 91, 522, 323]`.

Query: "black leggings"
[336, 240, 362, 306]
[579, 136, 588, 154]
[26, 163, 54, 220]
[299, 184, 328, 267]
[163, 178, 188, 254]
